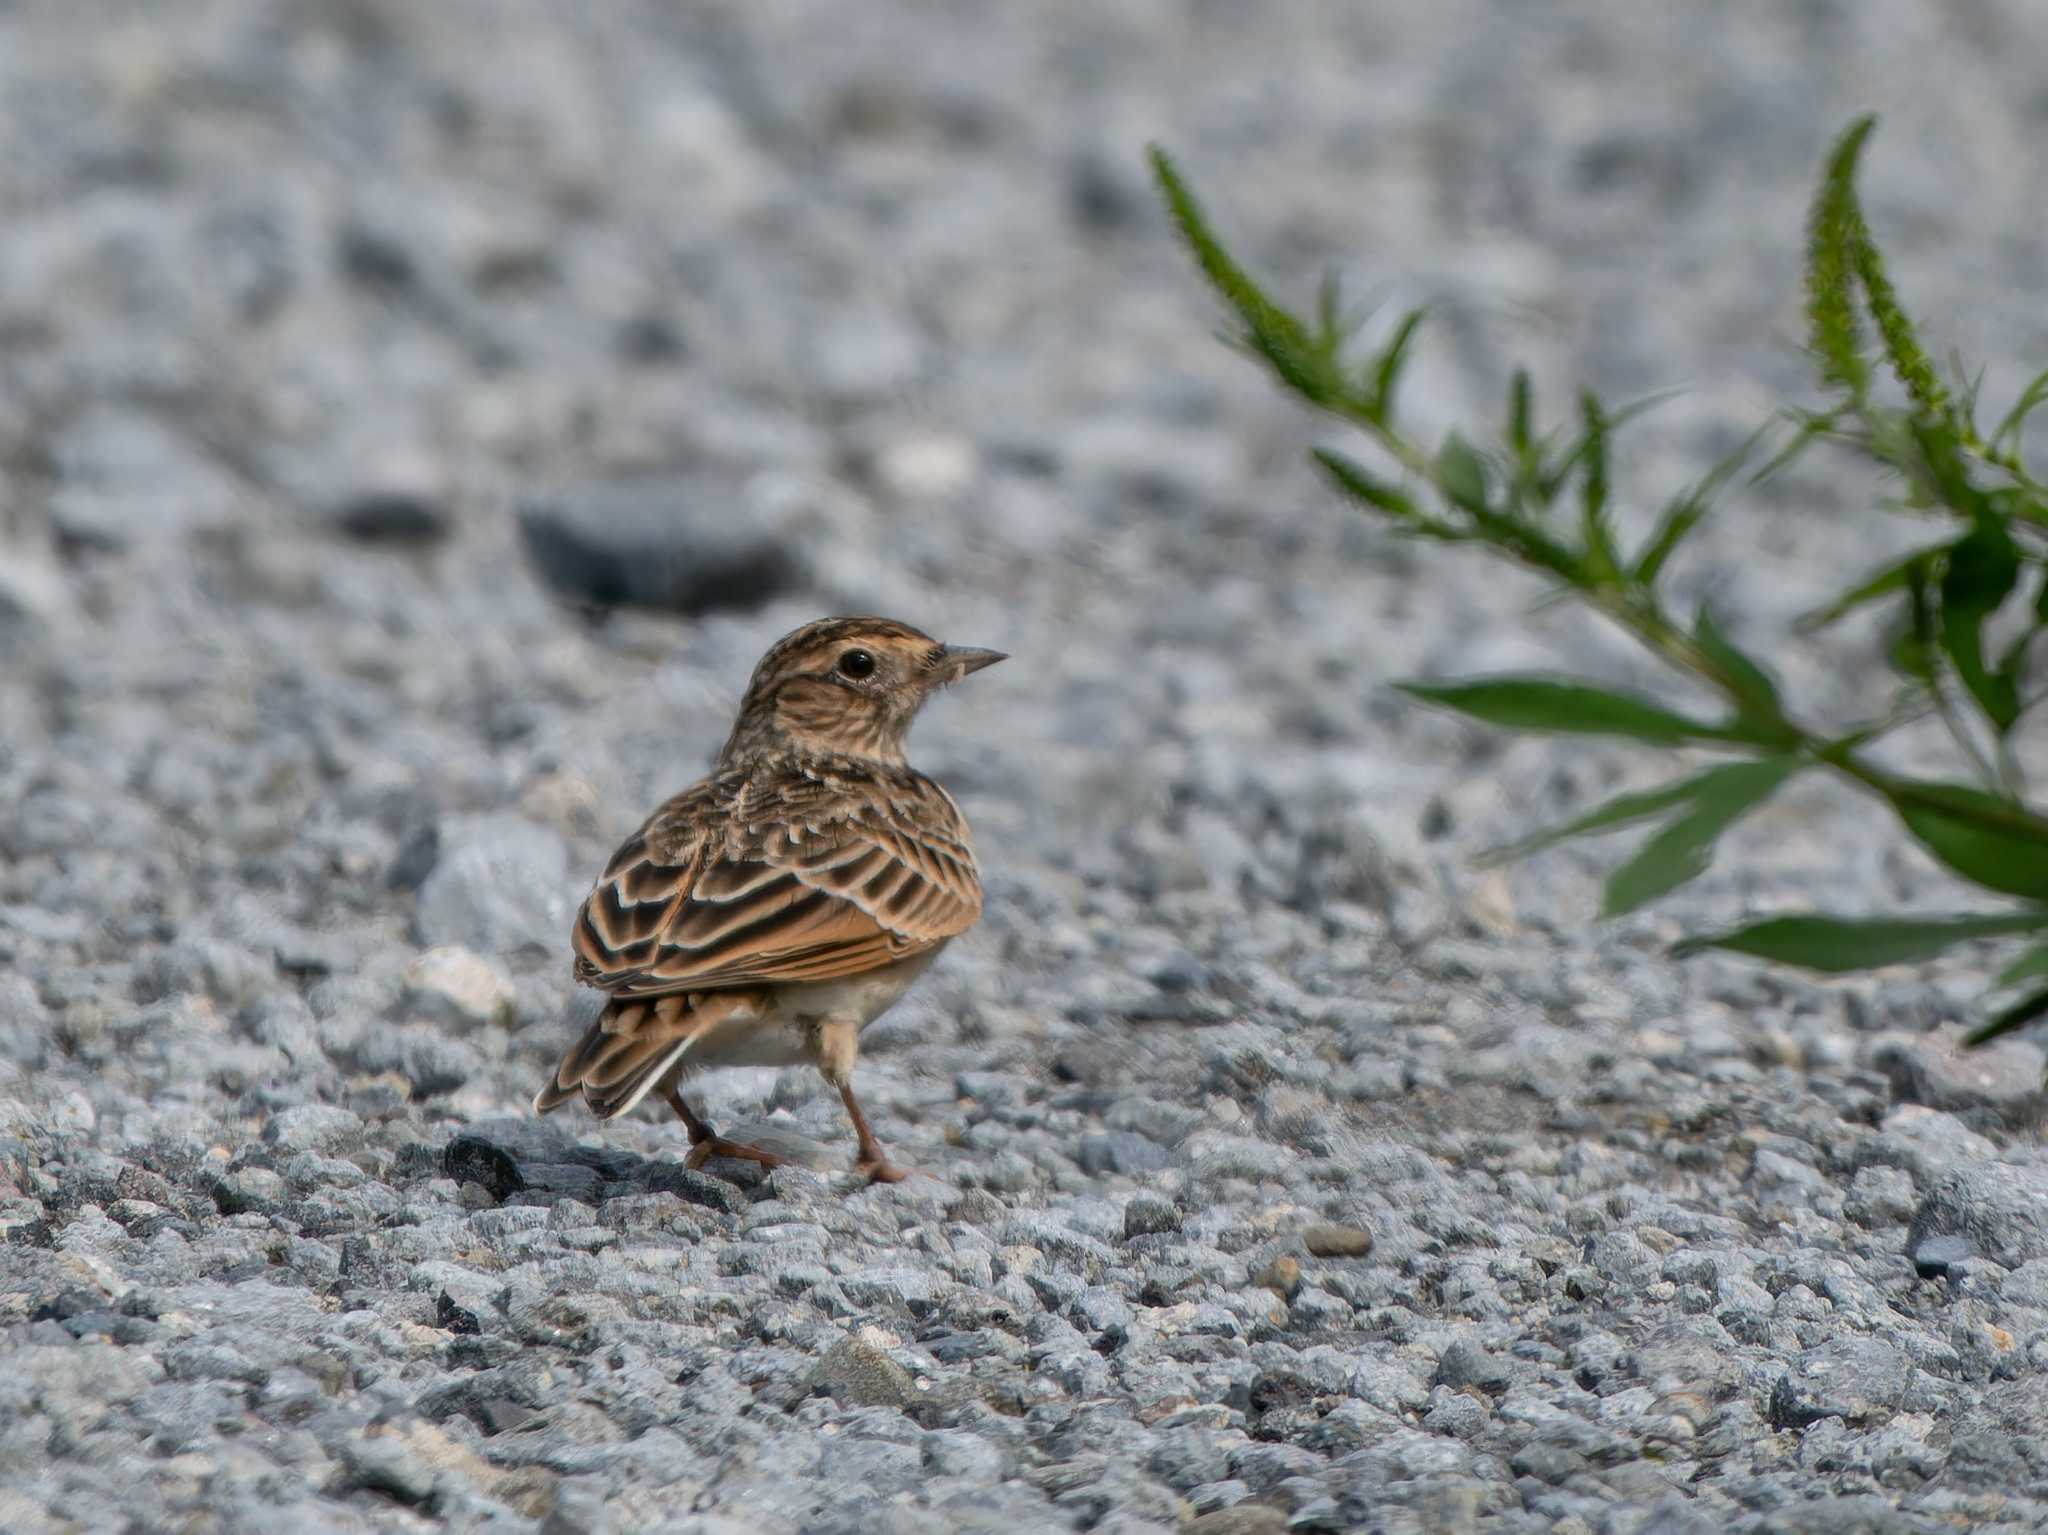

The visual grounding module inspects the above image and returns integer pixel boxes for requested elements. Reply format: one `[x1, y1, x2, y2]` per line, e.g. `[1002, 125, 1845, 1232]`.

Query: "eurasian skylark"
[533, 616, 1002, 1182]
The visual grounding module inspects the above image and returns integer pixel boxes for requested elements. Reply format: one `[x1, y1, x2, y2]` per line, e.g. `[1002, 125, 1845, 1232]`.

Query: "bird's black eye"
[837, 649, 877, 680]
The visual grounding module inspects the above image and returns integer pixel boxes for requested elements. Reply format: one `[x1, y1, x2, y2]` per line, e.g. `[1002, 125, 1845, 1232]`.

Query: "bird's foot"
[685, 1137, 790, 1171]
[854, 1155, 929, 1184]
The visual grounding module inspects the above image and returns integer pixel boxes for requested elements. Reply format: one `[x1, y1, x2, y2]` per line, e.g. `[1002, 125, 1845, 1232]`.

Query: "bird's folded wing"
[572, 772, 980, 995]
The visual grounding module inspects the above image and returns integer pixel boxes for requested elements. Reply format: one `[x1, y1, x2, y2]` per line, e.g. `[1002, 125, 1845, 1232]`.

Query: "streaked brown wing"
[571, 767, 980, 997]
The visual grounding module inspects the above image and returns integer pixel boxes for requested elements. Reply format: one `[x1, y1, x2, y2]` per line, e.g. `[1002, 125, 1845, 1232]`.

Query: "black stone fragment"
[334, 492, 449, 545]
[436, 1290, 482, 1335]
[442, 1136, 527, 1202]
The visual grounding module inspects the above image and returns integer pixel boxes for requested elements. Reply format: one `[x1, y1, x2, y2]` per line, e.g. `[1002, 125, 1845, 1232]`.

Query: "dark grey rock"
[1434, 1339, 1511, 1395]
[1908, 1230, 1978, 1280]
[519, 477, 804, 617]
[442, 1136, 528, 1202]
[333, 491, 450, 545]
[1124, 1196, 1182, 1240]
[946, 1188, 1007, 1226]
[1768, 1339, 1939, 1430]
[1844, 1165, 1918, 1229]
[1078, 1132, 1173, 1176]
[262, 1103, 364, 1157]
[1907, 1162, 2048, 1273]
[1875, 1031, 2047, 1128]
[807, 1336, 917, 1409]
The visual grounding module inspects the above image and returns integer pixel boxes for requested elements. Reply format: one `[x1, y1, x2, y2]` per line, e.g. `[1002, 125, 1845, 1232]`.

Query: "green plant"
[1150, 116, 2048, 1046]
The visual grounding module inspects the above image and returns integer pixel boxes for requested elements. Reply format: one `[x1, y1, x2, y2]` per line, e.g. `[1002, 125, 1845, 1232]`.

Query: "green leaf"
[1536, 389, 1678, 505]
[1147, 148, 1328, 403]
[1601, 757, 1800, 916]
[1632, 424, 1768, 588]
[1395, 676, 1744, 744]
[1437, 432, 1490, 514]
[1956, 355, 1988, 442]
[1798, 546, 1941, 631]
[1910, 417, 1995, 516]
[1634, 487, 1711, 590]
[1480, 760, 1805, 867]
[1507, 370, 1534, 463]
[1369, 309, 1427, 424]
[1313, 270, 1344, 354]
[1675, 910, 2048, 972]
[1314, 448, 1460, 538]
[1890, 558, 1938, 683]
[1749, 407, 1836, 489]
[1964, 986, 2048, 1047]
[1990, 366, 2048, 458]
[1996, 941, 2048, 990]
[1939, 515, 2024, 732]
[1579, 392, 1619, 583]
[1695, 603, 1783, 720]
[1805, 115, 1876, 398]
[1888, 780, 2048, 900]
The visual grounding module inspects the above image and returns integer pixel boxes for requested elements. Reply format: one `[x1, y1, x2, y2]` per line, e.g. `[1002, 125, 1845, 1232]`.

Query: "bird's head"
[723, 616, 1005, 764]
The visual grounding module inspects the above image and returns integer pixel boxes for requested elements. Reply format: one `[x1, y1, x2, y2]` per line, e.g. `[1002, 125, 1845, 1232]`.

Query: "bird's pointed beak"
[939, 645, 1007, 681]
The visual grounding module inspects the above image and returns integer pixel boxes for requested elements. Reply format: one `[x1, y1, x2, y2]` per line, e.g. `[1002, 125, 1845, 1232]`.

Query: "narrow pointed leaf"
[1890, 559, 1938, 683]
[1939, 515, 2023, 732]
[1675, 910, 2048, 972]
[1695, 603, 1782, 719]
[1579, 392, 1619, 583]
[1910, 418, 1995, 516]
[1537, 389, 1678, 503]
[1507, 370, 1534, 463]
[1749, 408, 1836, 488]
[1964, 986, 2048, 1047]
[1369, 308, 1427, 423]
[1600, 757, 1800, 916]
[1479, 760, 1802, 867]
[1314, 449, 1461, 538]
[1633, 423, 1771, 588]
[1437, 432, 1490, 513]
[1799, 546, 1940, 631]
[1956, 356, 1987, 440]
[1991, 366, 2048, 457]
[1395, 676, 1742, 744]
[1888, 781, 2048, 900]
[1996, 941, 2048, 990]
[1634, 487, 1711, 589]
[1314, 270, 1344, 355]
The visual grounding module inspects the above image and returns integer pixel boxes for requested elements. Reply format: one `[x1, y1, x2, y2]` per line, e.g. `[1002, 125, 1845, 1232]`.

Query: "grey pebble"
[807, 1336, 918, 1410]
[1907, 1162, 2048, 1272]
[519, 476, 805, 619]
[415, 814, 574, 957]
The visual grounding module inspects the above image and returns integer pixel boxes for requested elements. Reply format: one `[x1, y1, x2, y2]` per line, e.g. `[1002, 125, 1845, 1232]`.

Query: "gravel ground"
[5, 4, 2048, 1532]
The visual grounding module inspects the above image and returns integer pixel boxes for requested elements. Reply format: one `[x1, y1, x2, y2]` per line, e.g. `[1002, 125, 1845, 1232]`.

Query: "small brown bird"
[533, 616, 1002, 1182]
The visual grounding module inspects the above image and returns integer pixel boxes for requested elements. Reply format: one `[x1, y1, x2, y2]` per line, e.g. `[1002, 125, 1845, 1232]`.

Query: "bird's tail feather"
[532, 993, 702, 1120]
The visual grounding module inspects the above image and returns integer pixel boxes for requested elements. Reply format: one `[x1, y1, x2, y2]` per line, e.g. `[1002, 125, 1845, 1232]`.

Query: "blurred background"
[5, 0, 2048, 1116]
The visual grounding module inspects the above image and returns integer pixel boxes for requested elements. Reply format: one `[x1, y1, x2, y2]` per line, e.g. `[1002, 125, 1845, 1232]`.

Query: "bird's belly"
[683, 949, 943, 1071]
